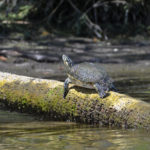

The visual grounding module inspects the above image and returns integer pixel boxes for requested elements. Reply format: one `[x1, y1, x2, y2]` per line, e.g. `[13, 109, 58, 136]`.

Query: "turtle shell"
[68, 62, 110, 83]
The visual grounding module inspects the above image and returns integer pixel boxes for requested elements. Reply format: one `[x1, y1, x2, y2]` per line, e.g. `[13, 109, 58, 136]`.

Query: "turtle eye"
[67, 58, 73, 67]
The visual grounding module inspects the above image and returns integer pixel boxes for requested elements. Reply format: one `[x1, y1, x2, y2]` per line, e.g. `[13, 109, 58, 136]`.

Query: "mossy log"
[0, 72, 150, 129]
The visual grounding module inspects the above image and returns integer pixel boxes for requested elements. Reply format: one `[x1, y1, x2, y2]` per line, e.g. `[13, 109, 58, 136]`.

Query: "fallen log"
[0, 72, 150, 129]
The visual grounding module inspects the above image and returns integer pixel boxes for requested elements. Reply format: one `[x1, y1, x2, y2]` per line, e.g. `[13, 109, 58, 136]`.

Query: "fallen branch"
[0, 72, 150, 129]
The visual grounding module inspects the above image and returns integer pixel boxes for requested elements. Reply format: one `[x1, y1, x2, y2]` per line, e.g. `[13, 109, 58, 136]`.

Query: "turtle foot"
[99, 91, 107, 98]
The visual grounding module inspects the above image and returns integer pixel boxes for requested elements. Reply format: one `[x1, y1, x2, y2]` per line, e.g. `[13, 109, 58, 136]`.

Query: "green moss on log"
[0, 72, 150, 128]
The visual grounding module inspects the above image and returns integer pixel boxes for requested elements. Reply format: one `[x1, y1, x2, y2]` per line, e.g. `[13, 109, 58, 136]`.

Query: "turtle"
[62, 54, 116, 99]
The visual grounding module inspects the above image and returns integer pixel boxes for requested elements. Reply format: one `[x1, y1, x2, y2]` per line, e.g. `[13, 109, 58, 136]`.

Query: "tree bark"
[0, 72, 150, 129]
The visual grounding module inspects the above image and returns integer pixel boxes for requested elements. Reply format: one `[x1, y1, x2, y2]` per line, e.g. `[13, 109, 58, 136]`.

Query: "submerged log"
[0, 72, 150, 129]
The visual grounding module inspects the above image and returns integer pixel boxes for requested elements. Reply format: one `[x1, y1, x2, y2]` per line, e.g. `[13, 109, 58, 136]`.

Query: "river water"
[0, 111, 150, 150]
[0, 72, 150, 150]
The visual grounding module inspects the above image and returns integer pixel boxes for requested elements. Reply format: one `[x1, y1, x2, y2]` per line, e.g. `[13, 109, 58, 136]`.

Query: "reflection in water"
[0, 110, 150, 150]
[0, 123, 150, 150]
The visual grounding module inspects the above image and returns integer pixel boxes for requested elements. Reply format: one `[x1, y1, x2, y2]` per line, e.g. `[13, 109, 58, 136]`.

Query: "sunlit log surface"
[0, 72, 150, 129]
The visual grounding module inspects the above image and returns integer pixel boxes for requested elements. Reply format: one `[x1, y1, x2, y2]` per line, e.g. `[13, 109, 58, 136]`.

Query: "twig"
[47, 0, 64, 22]
[93, 0, 98, 24]
[67, 0, 104, 39]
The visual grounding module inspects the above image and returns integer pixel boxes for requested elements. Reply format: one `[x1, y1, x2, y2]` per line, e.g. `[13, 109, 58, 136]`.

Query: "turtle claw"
[63, 78, 71, 99]
[63, 90, 68, 99]
[63, 85, 68, 99]
[100, 91, 107, 98]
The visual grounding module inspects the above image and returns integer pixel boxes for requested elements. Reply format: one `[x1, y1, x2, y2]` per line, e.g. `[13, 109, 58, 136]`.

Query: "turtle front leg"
[63, 77, 71, 99]
[94, 83, 106, 98]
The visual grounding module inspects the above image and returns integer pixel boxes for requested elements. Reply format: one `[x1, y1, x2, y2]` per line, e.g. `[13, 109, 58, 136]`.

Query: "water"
[0, 73, 150, 150]
[115, 75, 150, 102]
[0, 110, 150, 150]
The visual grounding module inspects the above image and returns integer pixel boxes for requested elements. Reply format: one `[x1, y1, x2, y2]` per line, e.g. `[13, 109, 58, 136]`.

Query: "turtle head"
[62, 54, 73, 69]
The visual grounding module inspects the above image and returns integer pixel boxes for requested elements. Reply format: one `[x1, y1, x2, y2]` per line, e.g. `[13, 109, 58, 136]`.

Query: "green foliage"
[7, 5, 32, 20]
[18, 5, 33, 19]
[28, 0, 150, 37]
[0, 1, 32, 20]
[0, 0, 150, 38]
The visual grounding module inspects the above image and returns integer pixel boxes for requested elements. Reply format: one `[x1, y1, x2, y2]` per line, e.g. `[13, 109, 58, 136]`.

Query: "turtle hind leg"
[63, 78, 71, 99]
[94, 83, 106, 98]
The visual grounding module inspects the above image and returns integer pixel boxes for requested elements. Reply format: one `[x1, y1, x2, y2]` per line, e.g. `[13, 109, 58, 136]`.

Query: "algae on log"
[0, 72, 150, 128]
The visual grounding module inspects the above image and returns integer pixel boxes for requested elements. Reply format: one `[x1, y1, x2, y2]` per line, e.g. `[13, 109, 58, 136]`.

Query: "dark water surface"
[0, 73, 150, 150]
[115, 75, 150, 102]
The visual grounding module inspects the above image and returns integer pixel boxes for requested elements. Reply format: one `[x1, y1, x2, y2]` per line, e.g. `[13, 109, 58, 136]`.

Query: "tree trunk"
[0, 72, 150, 129]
